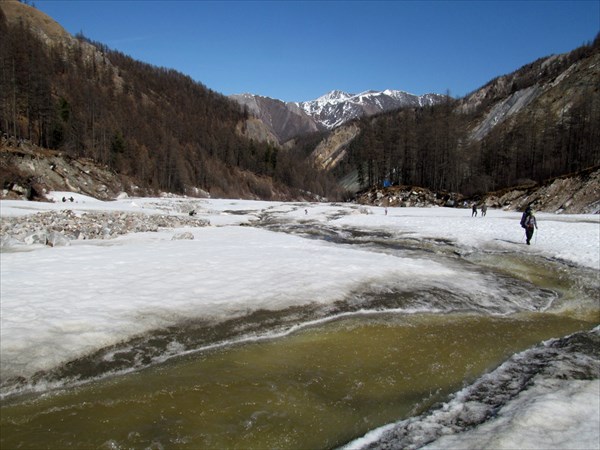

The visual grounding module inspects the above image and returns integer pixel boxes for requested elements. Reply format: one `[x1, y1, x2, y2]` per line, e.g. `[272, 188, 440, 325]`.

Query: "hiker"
[472, 204, 478, 217]
[520, 204, 532, 229]
[481, 204, 487, 216]
[520, 206, 538, 245]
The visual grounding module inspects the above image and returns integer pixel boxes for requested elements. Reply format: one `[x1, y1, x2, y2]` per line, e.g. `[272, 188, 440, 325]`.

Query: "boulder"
[46, 231, 70, 247]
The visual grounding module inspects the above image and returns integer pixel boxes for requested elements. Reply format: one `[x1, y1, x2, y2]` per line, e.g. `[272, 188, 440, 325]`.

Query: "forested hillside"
[332, 36, 600, 196]
[0, 2, 343, 200]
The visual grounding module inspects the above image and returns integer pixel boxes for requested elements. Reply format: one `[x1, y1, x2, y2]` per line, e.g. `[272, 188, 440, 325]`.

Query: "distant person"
[524, 211, 538, 245]
[481, 204, 487, 216]
[472, 204, 477, 217]
[520, 205, 538, 245]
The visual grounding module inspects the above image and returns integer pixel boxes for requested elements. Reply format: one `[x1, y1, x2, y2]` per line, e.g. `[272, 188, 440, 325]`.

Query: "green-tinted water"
[1, 313, 592, 450]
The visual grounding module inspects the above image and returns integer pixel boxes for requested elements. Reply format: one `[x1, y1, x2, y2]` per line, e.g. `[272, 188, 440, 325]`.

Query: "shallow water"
[0, 312, 593, 450]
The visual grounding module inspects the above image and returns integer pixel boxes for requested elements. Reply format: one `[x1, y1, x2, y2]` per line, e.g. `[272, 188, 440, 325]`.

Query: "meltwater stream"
[1, 218, 598, 450]
[1, 314, 593, 450]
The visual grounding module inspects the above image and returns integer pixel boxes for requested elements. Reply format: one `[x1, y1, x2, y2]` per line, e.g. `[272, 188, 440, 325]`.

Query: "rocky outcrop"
[310, 123, 360, 171]
[482, 167, 600, 214]
[354, 167, 600, 214]
[468, 85, 541, 141]
[355, 185, 463, 209]
[1, 0, 73, 45]
[1, 137, 140, 200]
[0, 209, 209, 250]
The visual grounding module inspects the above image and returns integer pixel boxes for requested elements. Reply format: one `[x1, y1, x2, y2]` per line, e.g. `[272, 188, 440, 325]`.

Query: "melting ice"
[1, 193, 598, 449]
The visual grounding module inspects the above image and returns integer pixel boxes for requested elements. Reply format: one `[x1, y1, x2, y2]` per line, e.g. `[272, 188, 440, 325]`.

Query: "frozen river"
[1, 195, 598, 449]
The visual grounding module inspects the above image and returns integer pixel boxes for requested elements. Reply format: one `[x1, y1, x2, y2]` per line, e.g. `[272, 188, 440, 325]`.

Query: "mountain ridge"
[230, 89, 446, 144]
[296, 89, 446, 129]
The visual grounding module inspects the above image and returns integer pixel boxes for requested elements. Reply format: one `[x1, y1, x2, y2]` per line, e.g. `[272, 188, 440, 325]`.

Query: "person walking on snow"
[522, 208, 538, 245]
[472, 204, 478, 217]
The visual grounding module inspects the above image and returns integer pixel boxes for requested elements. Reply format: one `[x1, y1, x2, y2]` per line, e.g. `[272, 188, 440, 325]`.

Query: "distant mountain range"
[297, 90, 446, 129]
[230, 89, 446, 144]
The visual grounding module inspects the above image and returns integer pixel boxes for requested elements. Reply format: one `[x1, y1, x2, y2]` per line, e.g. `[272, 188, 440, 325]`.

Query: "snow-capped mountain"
[230, 89, 446, 144]
[296, 89, 446, 130]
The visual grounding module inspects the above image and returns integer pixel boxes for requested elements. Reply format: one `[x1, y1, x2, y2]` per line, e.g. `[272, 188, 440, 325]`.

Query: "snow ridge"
[296, 89, 445, 129]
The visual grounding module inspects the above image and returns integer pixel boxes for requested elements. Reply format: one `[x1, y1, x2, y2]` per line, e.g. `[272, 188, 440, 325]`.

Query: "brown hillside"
[1, 1, 73, 44]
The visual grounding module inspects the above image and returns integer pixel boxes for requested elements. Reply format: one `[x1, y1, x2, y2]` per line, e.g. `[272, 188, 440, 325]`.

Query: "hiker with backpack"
[520, 205, 538, 245]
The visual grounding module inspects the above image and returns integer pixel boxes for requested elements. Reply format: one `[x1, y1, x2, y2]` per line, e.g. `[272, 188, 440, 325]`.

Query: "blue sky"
[33, 0, 599, 102]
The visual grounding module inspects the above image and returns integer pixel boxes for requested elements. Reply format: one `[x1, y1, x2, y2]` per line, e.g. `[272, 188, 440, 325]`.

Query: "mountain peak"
[316, 90, 354, 103]
[298, 89, 446, 129]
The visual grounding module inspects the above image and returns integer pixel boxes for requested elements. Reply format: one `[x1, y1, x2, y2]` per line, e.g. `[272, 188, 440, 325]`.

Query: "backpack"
[520, 211, 530, 229]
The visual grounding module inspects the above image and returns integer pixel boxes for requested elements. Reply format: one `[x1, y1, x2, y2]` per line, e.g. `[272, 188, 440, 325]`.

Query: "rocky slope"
[459, 49, 600, 142]
[4, 133, 597, 214]
[355, 166, 600, 214]
[0, 136, 312, 202]
[310, 123, 361, 171]
[482, 166, 600, 214]
[0, 136, 138, 201]
[230, 94, 320, 145]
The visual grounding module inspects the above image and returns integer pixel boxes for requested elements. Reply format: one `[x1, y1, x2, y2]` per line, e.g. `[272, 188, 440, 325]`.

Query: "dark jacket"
[520, 206, 532, 228]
